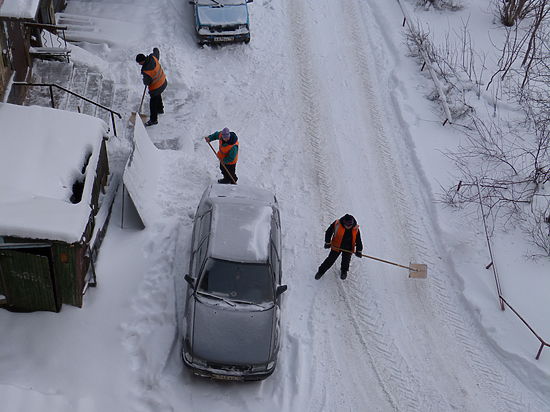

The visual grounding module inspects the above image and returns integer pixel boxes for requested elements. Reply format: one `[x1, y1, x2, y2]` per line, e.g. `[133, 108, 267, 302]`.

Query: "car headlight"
[267, 361, 275, 370]
[239, 24, 249, 30]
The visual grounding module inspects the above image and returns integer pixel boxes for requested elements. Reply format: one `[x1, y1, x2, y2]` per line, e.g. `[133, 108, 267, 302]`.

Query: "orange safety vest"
[143, 56, 166, 92]
[218, 132, 239, 165]
[330, 220, 359, 252]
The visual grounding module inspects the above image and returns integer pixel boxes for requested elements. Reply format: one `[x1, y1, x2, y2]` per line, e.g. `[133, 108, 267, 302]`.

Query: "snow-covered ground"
[1, 0, 549, 410]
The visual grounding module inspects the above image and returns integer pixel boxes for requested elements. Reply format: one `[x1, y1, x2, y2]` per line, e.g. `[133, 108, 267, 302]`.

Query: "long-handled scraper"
[205, 138, 237, 184]
[336, 248, 427, 278]
[128, 86, 148, 126]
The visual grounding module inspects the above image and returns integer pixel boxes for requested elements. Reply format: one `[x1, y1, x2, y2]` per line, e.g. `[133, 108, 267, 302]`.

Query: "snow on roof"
[0, 0, 40, 19]
[123, 119, 161, 227]
[0, 103, 108, 243]
[208, 185, 277, 263]
[209, 183, 276, 205]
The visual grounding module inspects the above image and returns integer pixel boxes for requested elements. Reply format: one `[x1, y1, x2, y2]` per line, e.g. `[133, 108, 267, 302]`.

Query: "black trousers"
[149, 93, 164, 122]
[318, 250, 351, 275]
[220, 163, 238, 183]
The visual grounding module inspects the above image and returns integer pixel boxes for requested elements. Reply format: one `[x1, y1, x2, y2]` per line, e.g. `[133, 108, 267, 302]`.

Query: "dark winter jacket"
[141, 47, 167, 96]
[324, 214, 363, 253]
[206, 131, 239, 164]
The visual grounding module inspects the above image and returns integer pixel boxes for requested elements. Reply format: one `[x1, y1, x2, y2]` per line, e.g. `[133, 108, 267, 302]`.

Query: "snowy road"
[1, 0, 549, 410]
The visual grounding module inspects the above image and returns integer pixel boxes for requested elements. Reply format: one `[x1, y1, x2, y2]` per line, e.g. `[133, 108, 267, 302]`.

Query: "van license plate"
[214, 36, 234, 42]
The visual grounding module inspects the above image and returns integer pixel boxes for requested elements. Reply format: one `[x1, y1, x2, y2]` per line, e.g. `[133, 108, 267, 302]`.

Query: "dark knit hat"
[221, 127, 230, 139]
[135, 53, 146, 63]
[342, 214, 354, 225]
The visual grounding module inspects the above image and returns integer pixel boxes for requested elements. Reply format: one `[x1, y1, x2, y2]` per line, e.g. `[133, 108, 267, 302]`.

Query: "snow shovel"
[128, 86, 148, 126]
[205, 139, 237, 184]
[335, 248, 427, 278]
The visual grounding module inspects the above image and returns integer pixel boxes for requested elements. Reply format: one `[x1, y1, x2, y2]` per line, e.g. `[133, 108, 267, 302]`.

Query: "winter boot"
[145, 119, 158, 127]
[217, 178, 229, 184]
[314, 270, 324, 280]
[340, 270, 348, 280]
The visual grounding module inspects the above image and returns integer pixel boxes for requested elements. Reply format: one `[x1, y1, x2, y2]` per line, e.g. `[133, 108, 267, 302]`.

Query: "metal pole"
[536, 343, 545, 360]
[49, 85, 55, 108]
[476, 178, 505, 310]
[121, 184, 125, 229]
[111, 112, 117, 137]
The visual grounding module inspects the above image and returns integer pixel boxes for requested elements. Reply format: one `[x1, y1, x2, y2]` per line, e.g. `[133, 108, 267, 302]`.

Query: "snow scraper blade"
[408, 263, 428, 279]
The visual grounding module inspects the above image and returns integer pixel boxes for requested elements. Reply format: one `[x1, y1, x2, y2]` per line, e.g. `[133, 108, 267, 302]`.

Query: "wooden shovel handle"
[205, 139, 237, 185]
[137, 86, 147, 113]
[335, 247, 419, 272]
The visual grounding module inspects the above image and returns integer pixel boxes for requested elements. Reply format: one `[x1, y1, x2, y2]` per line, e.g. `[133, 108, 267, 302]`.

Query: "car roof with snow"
[0, 103, 108, 243]
[205, 184, 278, 264]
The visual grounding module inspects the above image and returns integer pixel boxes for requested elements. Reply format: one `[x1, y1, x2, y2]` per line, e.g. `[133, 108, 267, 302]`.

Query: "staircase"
[22, 60, 135, 173]
[23, 60, 132, 139]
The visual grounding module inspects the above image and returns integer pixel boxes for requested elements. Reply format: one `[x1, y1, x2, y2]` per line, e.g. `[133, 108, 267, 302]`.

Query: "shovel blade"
[409, 263, 427, 279]
[128, 112, 147, 127]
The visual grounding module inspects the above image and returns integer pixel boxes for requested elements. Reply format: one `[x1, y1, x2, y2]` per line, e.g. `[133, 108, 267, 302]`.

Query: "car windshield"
[198, 258, 274, 303]
[197, 0, 246, 5]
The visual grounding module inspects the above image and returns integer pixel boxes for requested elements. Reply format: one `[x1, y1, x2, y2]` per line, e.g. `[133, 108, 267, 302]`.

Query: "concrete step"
[65, 66, 88, 112]
[21, 61, 130, 140]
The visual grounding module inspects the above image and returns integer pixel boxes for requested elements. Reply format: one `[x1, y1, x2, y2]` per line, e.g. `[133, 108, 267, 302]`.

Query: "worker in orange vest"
[204, 127, 239, 184]
[315, 214, 363, 280]
[136, 47, 168, 127]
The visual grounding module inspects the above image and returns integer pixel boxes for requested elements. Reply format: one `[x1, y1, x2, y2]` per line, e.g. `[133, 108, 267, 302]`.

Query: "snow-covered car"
[182, 183, 287, 381]
[188, 0, 253, 45]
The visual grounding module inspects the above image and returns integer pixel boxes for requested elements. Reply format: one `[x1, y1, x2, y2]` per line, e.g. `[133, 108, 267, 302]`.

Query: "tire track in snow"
[346, 0, 548, 410]
[286, 1, 341, 407]
[121, 220, 178, 412]
[287, 0, 419, 410]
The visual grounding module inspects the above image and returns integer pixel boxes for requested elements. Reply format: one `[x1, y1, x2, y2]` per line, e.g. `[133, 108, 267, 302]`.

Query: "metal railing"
[12, 82, 122, 136]
[473, 179, 549, 360]
[395, 0, 453, 125]
[396, 0, 548, 362]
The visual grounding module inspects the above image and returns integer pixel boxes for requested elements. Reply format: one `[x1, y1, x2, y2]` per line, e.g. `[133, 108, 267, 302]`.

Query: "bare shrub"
[416, 0, 464, 11]
[497, 0, 541, 26]
[405, 19, 485, 120]
[488, 0, 550, 90]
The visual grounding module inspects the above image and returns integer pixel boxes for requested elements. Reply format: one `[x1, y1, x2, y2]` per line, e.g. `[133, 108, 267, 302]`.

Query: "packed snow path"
[1, 0, 549, 411]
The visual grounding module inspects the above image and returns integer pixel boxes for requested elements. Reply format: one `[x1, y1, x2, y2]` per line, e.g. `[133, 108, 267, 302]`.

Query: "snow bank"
[123, 119, 161, 227]
[0, 0, 39, 19]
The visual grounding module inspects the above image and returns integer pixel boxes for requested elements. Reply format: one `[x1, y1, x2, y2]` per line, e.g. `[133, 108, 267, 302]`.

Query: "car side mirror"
[188, 0, 195, 4]
[184, 274, 196, 289]
[276, 284, 287, 297]
[247, 0, 253, 3]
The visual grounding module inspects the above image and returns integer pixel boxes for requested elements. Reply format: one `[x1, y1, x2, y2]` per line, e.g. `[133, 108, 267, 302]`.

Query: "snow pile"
[122, 119, 161, 227]
[0, 0, 39, 19]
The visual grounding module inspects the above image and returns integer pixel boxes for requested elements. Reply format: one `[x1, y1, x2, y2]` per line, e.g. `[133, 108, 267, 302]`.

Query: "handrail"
[12, 82, 122, 137]
[395, 0, 453, 125]
[472, 179, 549, 360]
[499, 296, 550, 360]
[24, 22, 68, 31]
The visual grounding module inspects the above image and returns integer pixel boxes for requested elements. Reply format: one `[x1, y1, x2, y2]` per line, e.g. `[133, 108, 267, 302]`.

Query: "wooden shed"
[0, 103, 118, 312]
